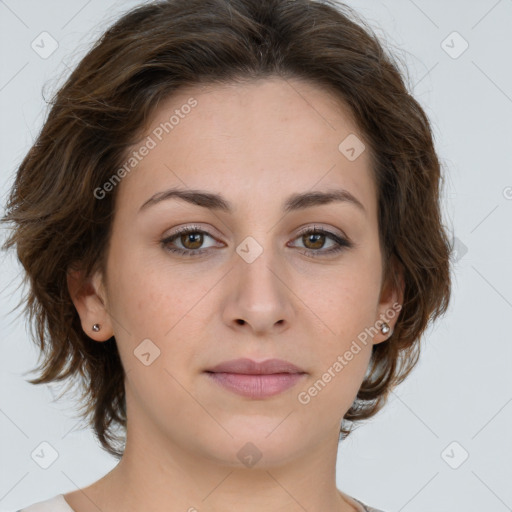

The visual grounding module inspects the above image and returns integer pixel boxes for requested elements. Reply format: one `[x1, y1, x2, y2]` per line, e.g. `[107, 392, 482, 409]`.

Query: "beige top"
[17, 494, 73, 512]
[339, 489, 386, 512]
[18, 491, 386, 512]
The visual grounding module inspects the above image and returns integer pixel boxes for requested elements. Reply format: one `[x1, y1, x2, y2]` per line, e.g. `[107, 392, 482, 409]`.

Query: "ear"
[66, 266, 114, 342]
[373, 259, 405, 345]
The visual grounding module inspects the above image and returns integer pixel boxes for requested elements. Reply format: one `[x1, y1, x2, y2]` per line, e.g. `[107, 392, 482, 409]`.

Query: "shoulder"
[16, 494, 74, 512]
[340, 489, 387, 512]
[350, 496, 387, 512]
[352, 497, 388, 512]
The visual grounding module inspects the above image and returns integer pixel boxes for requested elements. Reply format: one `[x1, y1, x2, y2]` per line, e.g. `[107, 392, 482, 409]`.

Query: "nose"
[221, 246, 295, 336]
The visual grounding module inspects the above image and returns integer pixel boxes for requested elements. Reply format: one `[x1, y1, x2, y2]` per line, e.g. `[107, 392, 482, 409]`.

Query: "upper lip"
[205, 358, 306, 375]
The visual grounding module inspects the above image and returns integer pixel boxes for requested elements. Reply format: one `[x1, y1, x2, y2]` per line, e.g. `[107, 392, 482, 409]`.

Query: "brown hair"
[2, 0, 452, 458]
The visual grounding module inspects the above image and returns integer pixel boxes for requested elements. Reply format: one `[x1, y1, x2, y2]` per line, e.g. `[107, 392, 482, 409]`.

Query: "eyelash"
[161, 224, 353, 258]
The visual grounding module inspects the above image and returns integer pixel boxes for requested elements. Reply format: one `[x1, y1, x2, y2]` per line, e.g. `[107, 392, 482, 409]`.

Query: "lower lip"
[205, 372, 306, 399]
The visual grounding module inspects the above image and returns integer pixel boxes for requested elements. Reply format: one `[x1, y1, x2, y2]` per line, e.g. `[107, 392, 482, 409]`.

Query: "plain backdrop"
[1, 1, 511, 511]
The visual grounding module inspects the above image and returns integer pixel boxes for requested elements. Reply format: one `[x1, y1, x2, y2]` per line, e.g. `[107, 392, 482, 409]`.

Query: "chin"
[190, 417, 312, 469]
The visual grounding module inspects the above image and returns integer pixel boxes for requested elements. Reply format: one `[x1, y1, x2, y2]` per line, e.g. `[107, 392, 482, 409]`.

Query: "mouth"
[204, 358, 307, 399]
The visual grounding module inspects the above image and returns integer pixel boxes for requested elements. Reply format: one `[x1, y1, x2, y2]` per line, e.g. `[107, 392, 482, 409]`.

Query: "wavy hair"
[2, 0, 452, 458]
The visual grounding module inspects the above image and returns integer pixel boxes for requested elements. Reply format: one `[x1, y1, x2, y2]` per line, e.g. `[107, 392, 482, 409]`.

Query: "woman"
[3, 0, 451, 511]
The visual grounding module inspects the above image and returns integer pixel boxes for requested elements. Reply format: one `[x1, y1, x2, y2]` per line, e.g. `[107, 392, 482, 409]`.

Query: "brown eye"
[290, 227, 353, 258]
[161, 226, 220, 256]
[179, 231, 203, 250]
[302, 232, 326, 250]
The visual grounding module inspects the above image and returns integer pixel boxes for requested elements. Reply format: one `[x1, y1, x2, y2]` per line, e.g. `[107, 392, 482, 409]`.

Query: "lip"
[205, 358, 307, 399]
[206, 358, 305, 375]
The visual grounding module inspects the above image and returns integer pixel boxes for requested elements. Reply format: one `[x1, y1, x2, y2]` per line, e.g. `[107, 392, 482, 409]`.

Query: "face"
[72, 77, 402, 468]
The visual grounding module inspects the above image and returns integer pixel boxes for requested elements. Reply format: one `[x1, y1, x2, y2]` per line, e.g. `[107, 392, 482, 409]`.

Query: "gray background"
[1, 1, 511, 511]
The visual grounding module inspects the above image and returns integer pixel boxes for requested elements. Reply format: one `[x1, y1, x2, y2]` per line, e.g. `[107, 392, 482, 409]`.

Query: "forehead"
[115, 77, 376, 219]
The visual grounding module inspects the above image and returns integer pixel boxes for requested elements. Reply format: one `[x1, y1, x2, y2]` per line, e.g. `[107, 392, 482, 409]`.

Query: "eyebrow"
[139, 187, 366, 215]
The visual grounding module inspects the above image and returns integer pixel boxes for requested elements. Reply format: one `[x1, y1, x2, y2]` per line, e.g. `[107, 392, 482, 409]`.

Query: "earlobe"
[66, 267, 114, 341]
[374, 263, 405, 344]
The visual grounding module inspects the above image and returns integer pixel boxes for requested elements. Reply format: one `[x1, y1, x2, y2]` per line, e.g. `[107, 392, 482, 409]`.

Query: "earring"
[380, 322, 390, 335]
[92, 323, 101, 332]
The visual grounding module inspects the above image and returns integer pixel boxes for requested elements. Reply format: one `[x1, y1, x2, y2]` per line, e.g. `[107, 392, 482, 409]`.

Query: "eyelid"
[294, 223, 346, 239]
[288, 225, 353, 255]
[163, 223, 347, 244]
[162, 224, 223, 244]
[160, 222, 353, 259]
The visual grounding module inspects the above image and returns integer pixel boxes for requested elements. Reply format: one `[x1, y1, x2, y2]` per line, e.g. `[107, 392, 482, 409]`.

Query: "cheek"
[290, 259, 380, 405]
[105, 247, 212, 376]
[105, 241, 182, 333]
[295, 301, 373, 421]
[295, 262, 381, 340]
[296, 350, 371, 429]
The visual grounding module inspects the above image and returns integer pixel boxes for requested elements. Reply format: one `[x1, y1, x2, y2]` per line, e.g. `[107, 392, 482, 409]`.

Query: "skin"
[66, 77, 403, 512]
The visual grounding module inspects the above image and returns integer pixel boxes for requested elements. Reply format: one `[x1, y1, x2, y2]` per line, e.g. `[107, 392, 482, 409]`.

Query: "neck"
[69, 418, 358, 512]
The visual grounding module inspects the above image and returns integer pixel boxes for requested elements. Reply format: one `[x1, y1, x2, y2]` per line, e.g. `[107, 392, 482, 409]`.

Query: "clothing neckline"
[58, 494, 76, 512]
[58, 491, 367, 512]
[338, 489, 369, 512]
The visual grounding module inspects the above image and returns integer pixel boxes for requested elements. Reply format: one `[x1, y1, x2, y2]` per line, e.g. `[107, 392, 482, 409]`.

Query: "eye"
[161, 225, 221, 257]
[160, 224, 353, 258]
[289, 225, 353, 257]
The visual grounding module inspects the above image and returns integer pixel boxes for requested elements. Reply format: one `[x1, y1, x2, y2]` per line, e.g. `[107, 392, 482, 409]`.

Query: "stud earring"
[92, 323, 101, 332]
[380, 322, 390, 335]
